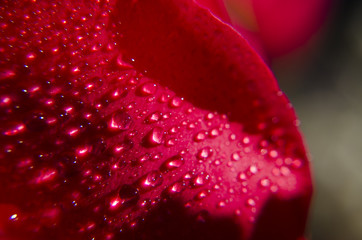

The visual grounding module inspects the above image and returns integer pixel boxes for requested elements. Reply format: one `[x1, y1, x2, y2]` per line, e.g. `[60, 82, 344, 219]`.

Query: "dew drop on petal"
[116, 53, 133, 69]
[169, 96, 183, 108]
[194, 131, 207, 142]
[118, 184, 140, 206]
[209, 128, 219, 138]
[195, 190, 209, 201]
[237, 172, 247, 182]
[138, 170, 163, 191]
[161, 155, 184, 171]
[167, 182, 185, 194]
[231, 152, 241, 161]
[249, 164, 258, 174]
[144, 127, 164, 147]
[217, 201, 226, 208]
[246, 198, 256, 207]
[138, 82, 157, 96]
[196, 147, 213, 160]
[192, 172, 210, 188]
[145, 112, 160, 124]
[259, 178, 270, 188]
[108, 111, 132, 131]
[205, 112, 214, 120]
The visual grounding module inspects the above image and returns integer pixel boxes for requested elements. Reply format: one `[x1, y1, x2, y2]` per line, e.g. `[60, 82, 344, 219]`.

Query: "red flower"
[0, 1, 312, 240]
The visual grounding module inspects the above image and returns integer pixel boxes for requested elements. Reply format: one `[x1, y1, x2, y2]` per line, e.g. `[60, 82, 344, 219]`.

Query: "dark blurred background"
[273, 0, 362, 239]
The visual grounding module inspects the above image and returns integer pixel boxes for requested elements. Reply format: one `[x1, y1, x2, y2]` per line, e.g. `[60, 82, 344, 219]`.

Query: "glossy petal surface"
[0, 0, 312, 240]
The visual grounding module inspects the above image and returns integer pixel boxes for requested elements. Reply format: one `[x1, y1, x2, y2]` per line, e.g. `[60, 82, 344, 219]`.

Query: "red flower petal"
[223, 0, 331, 58]
[252, 0, 331, 57]
[0, 1, 312, 240]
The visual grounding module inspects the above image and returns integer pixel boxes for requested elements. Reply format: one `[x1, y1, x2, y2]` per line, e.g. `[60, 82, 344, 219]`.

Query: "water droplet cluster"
[0, 0, 307, 239]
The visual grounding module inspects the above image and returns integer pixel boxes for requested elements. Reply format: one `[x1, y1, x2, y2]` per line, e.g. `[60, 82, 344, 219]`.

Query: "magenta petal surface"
[0, 1, 312, 240]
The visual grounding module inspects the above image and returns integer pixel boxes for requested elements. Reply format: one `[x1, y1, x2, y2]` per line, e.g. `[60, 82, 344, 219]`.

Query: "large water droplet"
[138, 170, 163, 192]
[259, 178, 270, 188]
[194, 131, 207, 142]
[161, 155, 184, 171]
[205, 112, 214, 120]
[166, 181, 185, 195]
[138, 82, 157, 96]
[231, 152, 241, 161]
[143, 127, 164, 147]
[217, 201, 226, 208]
[196, 147, 213, 161]
[145, 112, 160, 124]
[237, 172, 247, 182]
[169, 96, 183, 108]
[209, 128, 219, 138]
[192, 172, 210, 188]
[246, 198, 256, 207]
[116, 53, 133, 69]
[195, 190, 209, 201]
[108, 111, 132, 131]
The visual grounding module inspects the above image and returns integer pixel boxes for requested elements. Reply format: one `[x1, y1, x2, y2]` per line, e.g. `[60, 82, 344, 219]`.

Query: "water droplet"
[33, 168, 58, 184]
[169, 96, 183, 108]
[194, 131, 207, 142]
[9, 214, 18, 221]
[167, 182, 185, 194]
[137, 154, 150, 164]
[192, 172, 210, 188]
[231, 152, 241, 161]
[249, 165, 258, 174]
[196, 147, 213, 160]
[118, 184, 140, 206]
[217, 201, 226, 208]
[143, 127, 164, 147]
[0, 69, 16, 80]
[169, 126, 179, 134]
[213, 184, 221, 190]
[246, 198, 256, 207]
[108, 111, 132, 131]
[145, 112, 160, 123]
[209, 128, 219, 138]
[229, 134, 236, 141]
[205, 112, 214, 120]
[213, 159, 222, 166]
[237, 172, 247, 182]
[272, 167, 281, 176]
[3, 123, 25, 136]
[138, 82, 157, 96]
[187, 122, 196, 129]
[26, 52, 36, 60]
[139, 199, 151, 208]
[269, 150, 278, 158]
[280, 166, 290, 176]
[161, 155, 184, 171]
[242, 137, 250, 145]
[291, 159, 303, 169]
[165, 138, 176, 147]
[113, 140, 133, 155]
[270, 185, 279, 193]
[138, 170, 163, 192]
[151, 153, 162, 161]
[116, 53, 133, 69]
[259, 178, 270, 188]
[195, 190, 209, 201]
